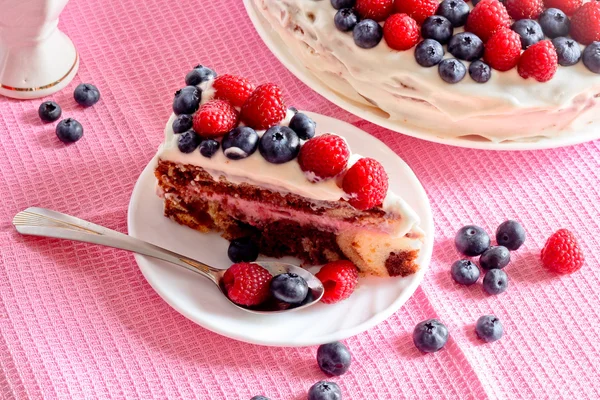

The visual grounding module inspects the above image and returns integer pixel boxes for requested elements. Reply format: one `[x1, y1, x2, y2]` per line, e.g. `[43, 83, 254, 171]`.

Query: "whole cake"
[155, 66, 424, 278]
[252, 0, 600, 143]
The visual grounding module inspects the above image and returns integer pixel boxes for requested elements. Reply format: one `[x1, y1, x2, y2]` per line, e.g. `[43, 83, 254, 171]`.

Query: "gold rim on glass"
[0, 53, 79, 92]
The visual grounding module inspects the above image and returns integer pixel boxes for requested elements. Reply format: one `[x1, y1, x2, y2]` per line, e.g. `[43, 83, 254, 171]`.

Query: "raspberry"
[570, 2, 600, 45]
[342, 158, 389, 210]
[504, 0, 543, 20]
[541, 229, 584, 274]
[222, 262, 273, 306]
[315, 261, 359, 304]
[213, 74, 255, 107]
[393, 0, 438, 24]
[241, 83, 287, 130]
[383, 14, 420, 51]
[484, 28, 522, 71]
[465, 0, 511, 42]
[518, 40, 558, 82]
[543, 0, 582, 16]
[355, 0, 394, 21]
[298, 134, 350, 181]
[192, 100, 239, 138]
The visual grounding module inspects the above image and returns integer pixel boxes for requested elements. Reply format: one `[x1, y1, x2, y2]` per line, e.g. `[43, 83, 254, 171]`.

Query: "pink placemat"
[1, 0, 600, 398]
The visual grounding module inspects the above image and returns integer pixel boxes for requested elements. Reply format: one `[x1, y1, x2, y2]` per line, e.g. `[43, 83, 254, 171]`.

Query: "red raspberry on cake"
[518, 40, 558, 82]
[193, 99, 239, 137]
[298, 134, 350, 181]
[570, 2, 600, 45]
[342, 158, 389, 210]
[484, 28, 522, 71]
[241, 83, 287, 130]
[541, 229, 584, 274]
[355, 0, 394, 22]
[393, 0, 438, 25]
[504, 0, 543, 20]
[543, 0, 582, 16]
[383, 14, 420, 51]
[223, 262, 273, 306]
[465, 0, 511, 42]
[213, 74, 255, 108]
[315, 260, 359, 304]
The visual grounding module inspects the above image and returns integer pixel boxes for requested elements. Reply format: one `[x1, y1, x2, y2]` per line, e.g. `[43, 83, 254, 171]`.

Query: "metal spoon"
[12, 207, 324, 314]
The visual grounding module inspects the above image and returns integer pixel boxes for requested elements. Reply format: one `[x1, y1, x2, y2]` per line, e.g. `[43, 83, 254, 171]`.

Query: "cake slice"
[154, 66, 423, 277]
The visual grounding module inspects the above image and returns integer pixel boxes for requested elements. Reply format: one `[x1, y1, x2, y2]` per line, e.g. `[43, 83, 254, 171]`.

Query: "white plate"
[244, 0, 600, 151]
[128, 112, 433, 347]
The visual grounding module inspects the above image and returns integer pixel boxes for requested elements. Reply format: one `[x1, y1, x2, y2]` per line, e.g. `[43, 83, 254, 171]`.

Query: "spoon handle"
[12, 207, 222, 284]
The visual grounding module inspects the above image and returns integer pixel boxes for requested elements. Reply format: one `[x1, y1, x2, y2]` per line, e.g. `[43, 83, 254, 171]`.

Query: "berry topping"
[298, 134, 350, 181]
[518, 40, 558, 82]
[199, 138, 220, 158]
[38, 101, 62, 123]
[193, 100, 239, 137]
[173, 86, 201, 115]
[383, 13, 420, 51]
[259, 126, 301, 164]
[315, 260, 359, 304]
[438, 58, 467, 83]
[415, 39, 445, 67]
[539, 8, 570, 38]
[185, 64, 216, 86]
[353, 19, 384, 48]
[583, 42, 600, 74]
[482, 269, 508, 295]
[177, 130, 202, 153]
[331, 0, 356, 9]
[172, 114, 193, 134]
[413, 319, 449, 353]
[504, 0, 543, 20]
[475, 315, 504, 342]
[250, 396, 270, 400]
[484, 27, 522, 71]
[228, 237, 259, 263]
[451, 260, 480, 285]
[342, 158, 389, 210]
[308, 381, 342, 400]
[270, 273, 309, 304]
[448, 32, 484, 61]
[213, 74, 255, 107]
[241, 83, 287, 130]
[55, 118, 83, 143]
[422, 16, 454, 45]
[73, 83, 100, 107]
[317, 342, 352, 376]
[356, 0, 394, 21]
[570, 2, 600, 45]
[541, 229, 584, 274]
[222, 126, 259, 160]
[394, 0, 439, 24]
[455, 225, 491, 256]
[289, 112, 317, 140]
[496, 220, 526, 250]
[512, 19, 544, 49]
[479, 246, 511, 270]
[223, 262, 273, 307]
[465, 0, 511, 42]
[543, 0, 582, 16]
[436, 0, 470, 27]
[335, 8, 360, 32]
[552, 37, 581, 66]
[469, 60, 492, 83]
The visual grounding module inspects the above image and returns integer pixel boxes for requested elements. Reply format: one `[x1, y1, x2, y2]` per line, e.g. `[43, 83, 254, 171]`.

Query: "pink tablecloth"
[1, 0, 600, 398]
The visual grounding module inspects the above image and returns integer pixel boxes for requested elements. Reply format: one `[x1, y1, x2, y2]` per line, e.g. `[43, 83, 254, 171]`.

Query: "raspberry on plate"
[315, 260, 359, 304]
[504, 0, 543, 20]
[484, 27, 522, 71]
[213, 74, 255, 107]
[241, 83, 287, 130]
[355, 0, 394, 21]
[342, 157, 389, 210]
[518, 40, 558, 82]
[465, 0, 511, 42]
[222, 262, 273, 306]
[541, 229, 584, 274]
[393, 0, 439, 25]
[383, 13, 420, 51]
[298, 134, 350, 181]
[543, 0, 582, 16]
[193, 99, 239, 137]
[570, 2, 600, 45]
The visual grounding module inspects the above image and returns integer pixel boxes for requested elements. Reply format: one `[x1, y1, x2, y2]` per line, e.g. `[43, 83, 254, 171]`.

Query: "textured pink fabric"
[1, 0, 600, 398]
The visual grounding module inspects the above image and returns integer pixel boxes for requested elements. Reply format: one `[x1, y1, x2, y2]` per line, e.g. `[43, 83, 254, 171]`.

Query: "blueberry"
[177, 130, 202, 153]
[413, 319, 449, 353]
[228, 237, 259, 263]
[438, 59, 467, 83]
[496, 220, 526, 250]
[415, 39, 445, 67]
[308, 381, 342, 400]
[331, 0, 355, 9]
[289, 112, 316, 140]
[172, 86, 201, 115]
[448, 32, 484, 61]
[421, 16, 453, 45]
[38, 101, 62, 122]
[55, 118, 83, 143]
[353, 19, 383, 49]
[483, 269, 508, 295]
[335, 8, 359, 32]
[552, 37, 581, 66]
[475, 315, 504, 342]
[222, 127, 259, 160]
[436, 0, 470, 27]
[259, 126, 300, 164]
[583, 42, 600, 74]
[511, 19, 544, 49]
[288, 106, 299, 114]
[270, 273, 309, 304]
[479, 246, 510, 270]
[469, 60, 492, 83]
[472, 0, 482, 5]
[73, 83, 100, 107]
[539, 8, 570, 39]
[185, 65, 216, 86]
[455, 225, 490, 256]
[172, 114, 193, 134]
[250, 396, 270, 400]
[317, 342, 352, 376]
[451, 260, 480, 285]
[199, 139, 220, 158]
